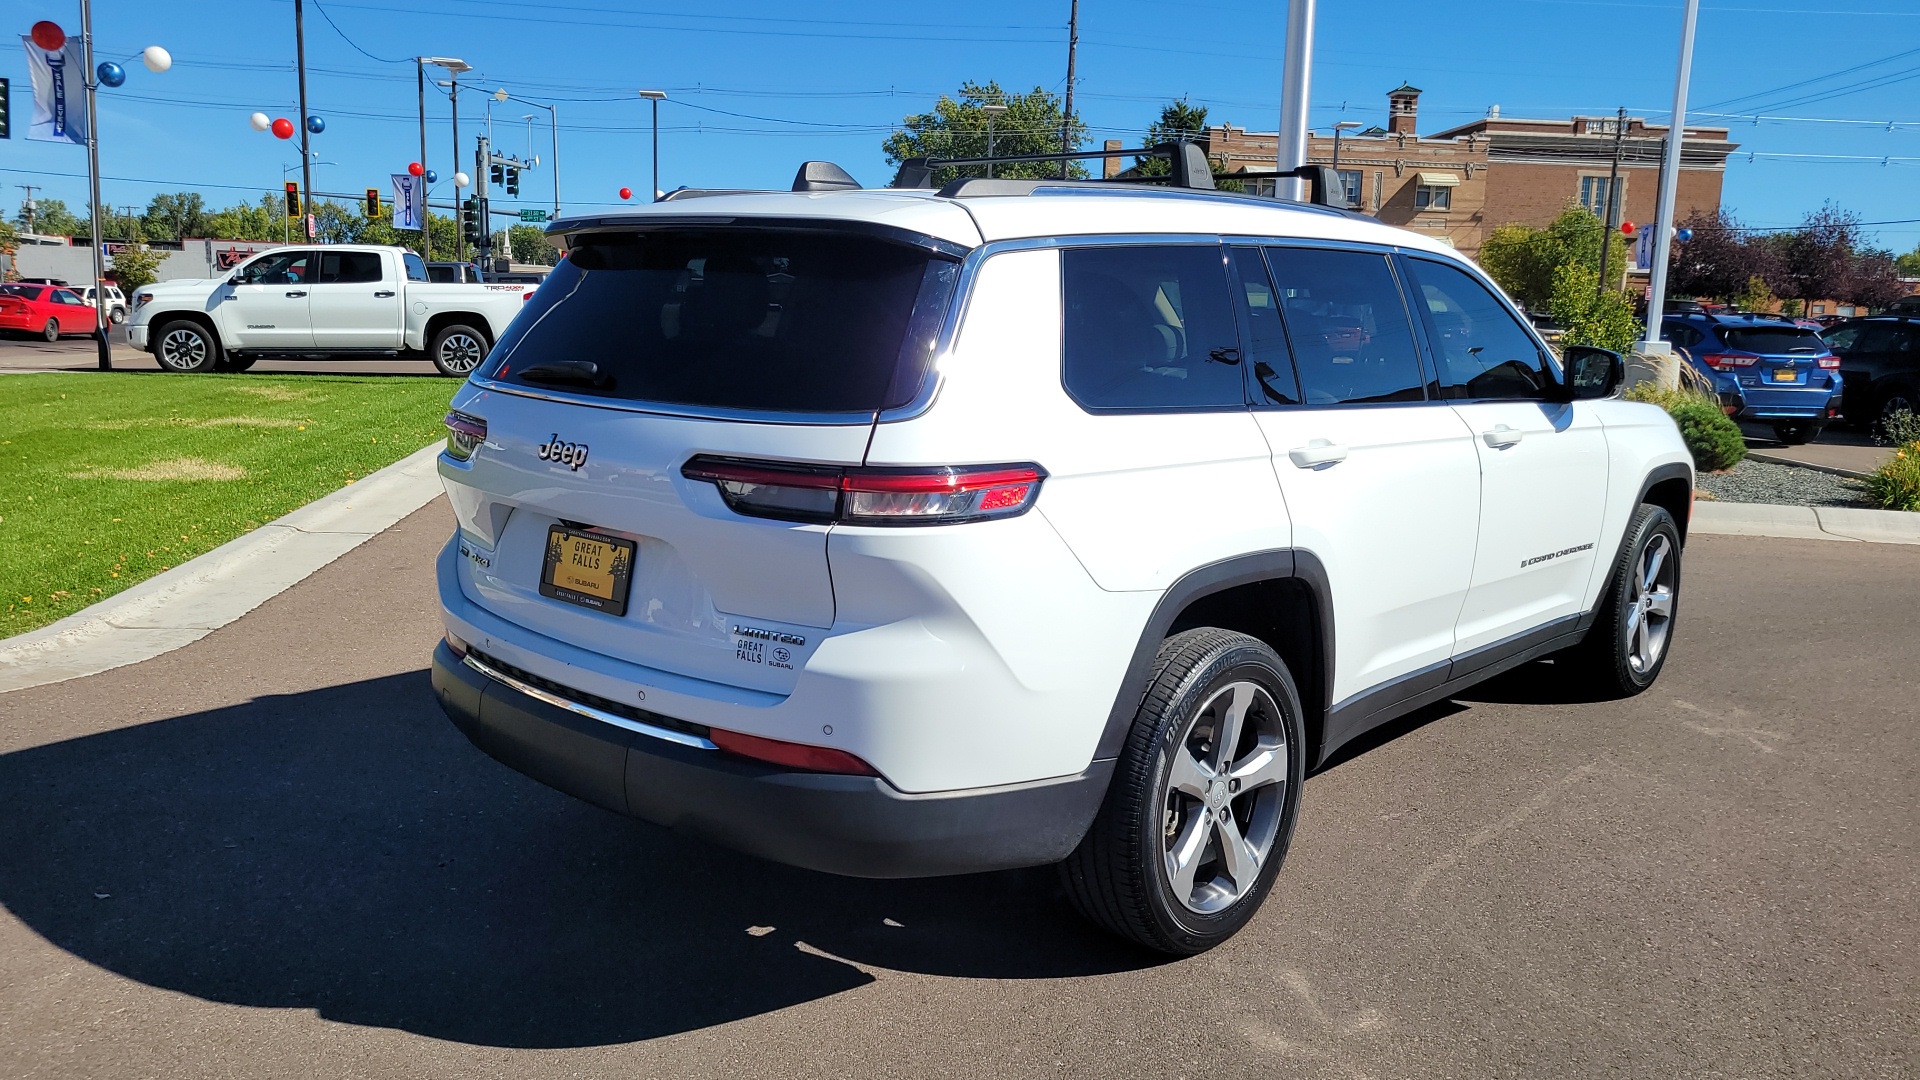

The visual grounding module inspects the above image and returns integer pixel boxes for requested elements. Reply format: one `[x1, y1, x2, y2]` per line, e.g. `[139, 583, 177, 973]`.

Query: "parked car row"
[0, 282, 97, 341]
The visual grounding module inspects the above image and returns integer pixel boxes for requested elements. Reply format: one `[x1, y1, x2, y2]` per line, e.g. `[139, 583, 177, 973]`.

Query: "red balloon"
[271, 117, 295, 140]
[408, 161, 424, 177]
[29, 21, 66, 51]
[618, 187, 633, 200]
[1620, 221, 1635, 236]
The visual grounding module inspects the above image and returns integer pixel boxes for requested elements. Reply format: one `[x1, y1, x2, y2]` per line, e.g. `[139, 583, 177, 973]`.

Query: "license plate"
[1772, 368, 1798, 383]
[539, 525, 635, 617]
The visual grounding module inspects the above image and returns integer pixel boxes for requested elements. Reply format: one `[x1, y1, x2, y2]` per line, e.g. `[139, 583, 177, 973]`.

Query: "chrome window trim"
[462, 652, 718, 751]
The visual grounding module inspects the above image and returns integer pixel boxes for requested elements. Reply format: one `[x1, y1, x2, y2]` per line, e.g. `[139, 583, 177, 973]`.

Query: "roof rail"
[792, 161, 860, 192]
[892, 140, 1219, 191]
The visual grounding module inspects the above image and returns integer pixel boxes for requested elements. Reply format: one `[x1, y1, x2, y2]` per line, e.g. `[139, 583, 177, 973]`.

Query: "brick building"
[1143, 86, 1738, 261]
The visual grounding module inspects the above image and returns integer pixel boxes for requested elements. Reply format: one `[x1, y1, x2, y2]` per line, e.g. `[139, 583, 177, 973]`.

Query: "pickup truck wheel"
[154, 320, 219, 373]
[430, 324, 488, 377]
[1558, 504, 1681, 698]
[1061, 628, 1305, 955]
[42, 319, 60, 342]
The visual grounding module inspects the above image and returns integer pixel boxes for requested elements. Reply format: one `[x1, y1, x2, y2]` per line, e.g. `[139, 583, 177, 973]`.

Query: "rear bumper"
[1732, 386, 1841, 422]
[431, 640, 1113, 878]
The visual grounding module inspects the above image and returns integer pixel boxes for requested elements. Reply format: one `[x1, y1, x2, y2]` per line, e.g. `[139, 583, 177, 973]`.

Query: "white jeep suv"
[430, 166, 1692, 954]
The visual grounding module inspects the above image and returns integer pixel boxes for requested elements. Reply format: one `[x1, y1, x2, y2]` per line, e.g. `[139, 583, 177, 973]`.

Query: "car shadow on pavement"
[0, 672, 1154, 1049]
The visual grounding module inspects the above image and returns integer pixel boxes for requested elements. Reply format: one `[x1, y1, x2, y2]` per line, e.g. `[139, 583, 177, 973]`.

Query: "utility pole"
[1060, 0, 1079, 179]
[294, 0, 312, 238]
[1277, 0, 1317, 202]
[80, 0, 110, 369]
[1596, 106, 1627, 304]
[416, 58, 429, 260]
[474, 134, 491, 272]
[983, 103, 1008, 178]
[18, 184, 37, 234]
[1639, 0, 1701, 352]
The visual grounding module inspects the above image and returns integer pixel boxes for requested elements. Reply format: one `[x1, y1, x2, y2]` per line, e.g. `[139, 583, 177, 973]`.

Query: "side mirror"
[1561, 345, 1624, 401]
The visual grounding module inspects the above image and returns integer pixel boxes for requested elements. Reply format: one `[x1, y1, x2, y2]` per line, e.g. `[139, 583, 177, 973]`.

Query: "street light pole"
[294, 0, 312, 237]
[1276, 0, 1317, 202]
[640, 90, 666, 200]
[80, 0, 110, 369]
[982, 103, 1008, 178]
[421, 58, 470, 258]
[1639, 0, 1701, 353]
[416, 58, 429, 260]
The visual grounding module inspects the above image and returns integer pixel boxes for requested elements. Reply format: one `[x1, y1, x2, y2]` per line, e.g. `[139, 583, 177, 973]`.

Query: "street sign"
[518, 208, 548, 223]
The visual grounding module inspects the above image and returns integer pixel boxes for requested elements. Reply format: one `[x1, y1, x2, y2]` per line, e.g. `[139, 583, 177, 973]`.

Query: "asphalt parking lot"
[2, 501, 1915, 1078]
[0, 327, 445, 377]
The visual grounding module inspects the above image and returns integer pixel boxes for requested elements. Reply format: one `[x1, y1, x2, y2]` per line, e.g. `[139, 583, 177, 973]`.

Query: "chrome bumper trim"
[461, 652, 718, 751]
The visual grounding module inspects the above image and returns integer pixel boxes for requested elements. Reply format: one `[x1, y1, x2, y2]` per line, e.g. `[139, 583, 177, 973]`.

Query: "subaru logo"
[536, 433, 589, 471]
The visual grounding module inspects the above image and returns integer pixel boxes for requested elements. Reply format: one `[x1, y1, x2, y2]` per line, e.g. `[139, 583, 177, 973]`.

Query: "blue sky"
[3, 0, 1917, 250]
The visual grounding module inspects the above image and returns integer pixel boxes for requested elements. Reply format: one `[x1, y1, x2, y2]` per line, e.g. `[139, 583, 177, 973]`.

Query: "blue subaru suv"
[1662, 314, 1843, 444]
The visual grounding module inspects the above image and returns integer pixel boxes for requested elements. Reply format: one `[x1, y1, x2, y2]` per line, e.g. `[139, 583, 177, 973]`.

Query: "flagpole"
[80, 0, 111, 370]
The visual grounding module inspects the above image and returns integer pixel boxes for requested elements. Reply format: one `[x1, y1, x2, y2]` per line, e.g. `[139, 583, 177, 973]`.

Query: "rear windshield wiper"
[515, 360, 614, 389]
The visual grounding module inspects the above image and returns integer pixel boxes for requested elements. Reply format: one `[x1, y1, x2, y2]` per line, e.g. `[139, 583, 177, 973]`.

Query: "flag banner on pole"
[21, 34, 87, 144]
[391, 173, 425, 232]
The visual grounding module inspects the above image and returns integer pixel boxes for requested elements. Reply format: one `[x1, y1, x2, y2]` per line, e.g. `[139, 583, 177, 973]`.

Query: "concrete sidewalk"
[1747, 442, 1892, 478]
[1691, 500, 1920, 544]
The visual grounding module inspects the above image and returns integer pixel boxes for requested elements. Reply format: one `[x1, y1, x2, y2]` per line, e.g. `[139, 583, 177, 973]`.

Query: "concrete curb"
[1744, 450, 1874, 480]
[0, 442, 447, 694]
[1691, 501, 1920, 546]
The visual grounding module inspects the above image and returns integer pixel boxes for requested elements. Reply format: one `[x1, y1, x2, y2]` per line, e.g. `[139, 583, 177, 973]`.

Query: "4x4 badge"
[536, 433, 589, 471]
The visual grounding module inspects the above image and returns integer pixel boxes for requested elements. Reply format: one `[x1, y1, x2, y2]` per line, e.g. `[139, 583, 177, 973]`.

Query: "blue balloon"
[1677, 228, 1694, 243]
[96, 61, 126, 88]
[305, 115, 326, 134]
[424, 169, 438, 183]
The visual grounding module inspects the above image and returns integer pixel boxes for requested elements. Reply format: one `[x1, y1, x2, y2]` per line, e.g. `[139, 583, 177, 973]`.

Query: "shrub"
[1547, 263, 1641, 354]
[1878, 408, 1920, 447]
[1626, 383, 1748, 472]
[1863, 441, 1920, 512]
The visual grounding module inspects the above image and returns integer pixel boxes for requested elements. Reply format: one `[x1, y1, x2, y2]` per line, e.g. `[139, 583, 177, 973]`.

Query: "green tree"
[109, 245, 166, 292]
[1897, 243, 1920, 278]
[17, 197, 85, 238]
[141, 192, 210, 241]
[882, 81, 1088, 186]
[204, 194, 288, 242]
[1129, 98, 1242, 191]
[508, 224, 558, 265]
[1548, 262, 1640, 353]
[1477, 205, 1627, 309]
[1733, 274, 1778, 313]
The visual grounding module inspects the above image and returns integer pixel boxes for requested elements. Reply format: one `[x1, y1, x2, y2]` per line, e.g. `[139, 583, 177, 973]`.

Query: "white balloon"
[142, 46, 171, 73]
[452, 171, 470, 188]
[249, 112, 271, 132]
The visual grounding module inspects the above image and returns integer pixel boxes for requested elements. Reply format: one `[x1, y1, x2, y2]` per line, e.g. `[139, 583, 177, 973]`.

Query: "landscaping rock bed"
[1695, 457, 1874, 509]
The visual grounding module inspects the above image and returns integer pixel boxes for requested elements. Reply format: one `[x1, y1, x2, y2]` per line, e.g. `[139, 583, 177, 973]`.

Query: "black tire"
[42, 319, 60, 343]
[1770, 421, 1822, 445]
[429, 323, 489, 377]
[1558, 504, 1681, 698]
[214, 355, 258, 373]
[1876, 387, 1918, 439]
[1061, 628, 1306, 955]
[109, 306, 127, 325]
[153, 320, 220, 373]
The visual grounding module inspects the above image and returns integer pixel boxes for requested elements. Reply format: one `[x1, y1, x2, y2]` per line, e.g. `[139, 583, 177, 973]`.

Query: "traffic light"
[365, 187, 380, 218]
[504, 166, 519, 197]
[0, 78, 11, 140]
[490, 164, 504, 188]
[461, 197, 486, 246]
[284, 181, 300, 219]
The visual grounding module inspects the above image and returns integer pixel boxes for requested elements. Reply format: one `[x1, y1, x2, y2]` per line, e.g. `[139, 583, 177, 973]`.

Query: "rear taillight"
[710, 727, 879, 776]
[1817, 356, 1841, 369]
[682, 457, 1045, 526]
[1700, 353, 1758, 371]
[443, 410, 487, 461]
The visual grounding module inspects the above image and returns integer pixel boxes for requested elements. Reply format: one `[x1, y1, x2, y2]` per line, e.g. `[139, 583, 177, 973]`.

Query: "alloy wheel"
[1625, 534, 1676, 674]
[1159, 680, 1289, 914]
[159, 328, 208, 369]
[438, 332, 485, 374]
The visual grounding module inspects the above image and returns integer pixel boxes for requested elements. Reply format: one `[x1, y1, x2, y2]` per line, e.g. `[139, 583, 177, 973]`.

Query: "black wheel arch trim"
[1635, 462, 1695, 543]
[1093, 549, 1334, 762]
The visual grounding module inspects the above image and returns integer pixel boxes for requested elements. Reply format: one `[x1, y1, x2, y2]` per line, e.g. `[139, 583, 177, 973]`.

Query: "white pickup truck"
[127, 245, 535, 376]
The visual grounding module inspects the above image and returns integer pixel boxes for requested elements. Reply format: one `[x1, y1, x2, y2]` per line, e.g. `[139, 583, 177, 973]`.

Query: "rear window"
[0, 284, 44, 300]
[479, 228, 960, 414]
[1720, 327, 1825, 354]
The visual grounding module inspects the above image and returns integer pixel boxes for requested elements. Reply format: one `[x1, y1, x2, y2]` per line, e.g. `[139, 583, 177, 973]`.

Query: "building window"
[1839, 305, 1855, 316]
[1813, 304, 1826, 315]
[1586, 118, 1622, 134]
[1337, 170, 1363, 208]
[1578, 175, 1616, 218]
[1414, 184, 1452, 211]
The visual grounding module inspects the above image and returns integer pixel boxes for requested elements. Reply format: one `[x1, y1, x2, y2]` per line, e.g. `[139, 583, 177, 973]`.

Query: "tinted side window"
[1062, 245, 1245, 410]
[1231, 246, 1299, 405]
[319, 251, 385, 284]
[1822, 325, 1862, 353]
[239, 251, 313, 285]
[1263, 246, 1425, 405]
[1405, 258, 1551, 400]
[402, 252, 430, 282]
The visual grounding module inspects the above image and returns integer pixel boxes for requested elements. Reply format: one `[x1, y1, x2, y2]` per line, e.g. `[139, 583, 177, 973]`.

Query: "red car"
[0, 283, 96, 342]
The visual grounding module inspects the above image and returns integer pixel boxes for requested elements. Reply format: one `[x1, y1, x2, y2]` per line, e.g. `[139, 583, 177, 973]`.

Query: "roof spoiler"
[891, 140, 1220, 191]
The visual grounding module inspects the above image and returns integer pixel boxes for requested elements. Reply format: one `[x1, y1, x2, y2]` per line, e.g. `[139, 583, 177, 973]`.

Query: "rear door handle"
[1482, 424, 1524, 448]
[374, 290, 395, 298]
[285, 290, 307, 298]
[1288, 439, 1349, 468]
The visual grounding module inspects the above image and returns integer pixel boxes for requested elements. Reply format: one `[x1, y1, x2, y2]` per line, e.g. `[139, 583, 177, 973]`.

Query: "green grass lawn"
[0, 372, 455, 638]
